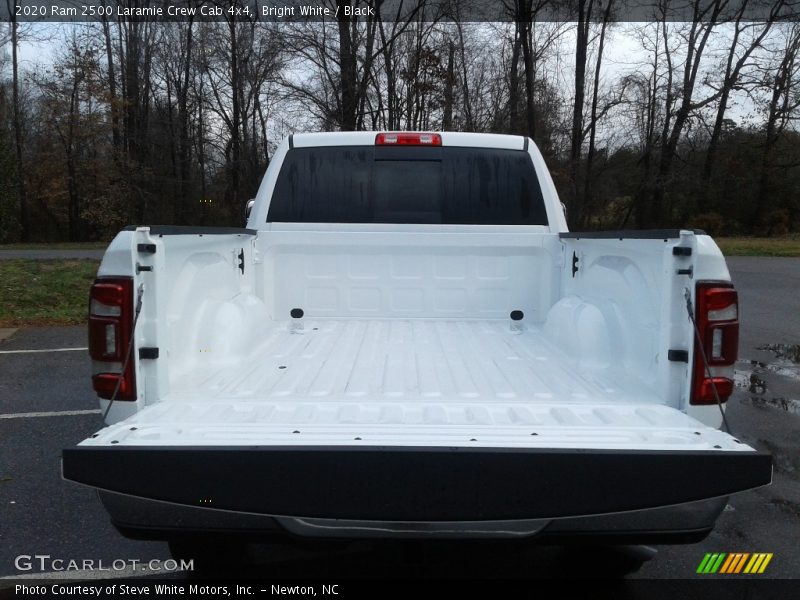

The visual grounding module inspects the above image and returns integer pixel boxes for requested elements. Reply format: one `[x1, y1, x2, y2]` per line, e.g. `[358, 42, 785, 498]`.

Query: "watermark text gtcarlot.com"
[14, 555, 193, 573]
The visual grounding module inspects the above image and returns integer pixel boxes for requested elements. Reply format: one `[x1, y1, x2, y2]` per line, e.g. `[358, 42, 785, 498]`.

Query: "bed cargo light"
[691, 282, 739, 405]
[88, 277, 137, 401]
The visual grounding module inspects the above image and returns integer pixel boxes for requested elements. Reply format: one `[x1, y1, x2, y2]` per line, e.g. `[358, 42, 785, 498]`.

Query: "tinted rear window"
[267, 146, 547, 225]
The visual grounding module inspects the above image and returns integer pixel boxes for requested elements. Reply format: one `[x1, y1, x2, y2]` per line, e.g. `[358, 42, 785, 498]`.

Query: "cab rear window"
[267, 145, 548, 225]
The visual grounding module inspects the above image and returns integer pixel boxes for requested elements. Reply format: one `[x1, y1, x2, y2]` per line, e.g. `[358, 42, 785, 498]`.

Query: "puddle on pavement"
[757, 343, 800, 364]
[735, 343, 800, 414]
[734, 368, 768, 393]
[748, 396, 800, 415]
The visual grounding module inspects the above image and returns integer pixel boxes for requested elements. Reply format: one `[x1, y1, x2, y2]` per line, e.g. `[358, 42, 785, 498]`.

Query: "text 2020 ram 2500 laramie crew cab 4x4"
[63, 131, 771, 565]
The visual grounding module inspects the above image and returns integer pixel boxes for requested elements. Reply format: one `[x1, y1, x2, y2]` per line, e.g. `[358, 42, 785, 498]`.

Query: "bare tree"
[582, 0, 615, 227]
[569, 0, 594, 222]
[649, 0, 727, 226]
[6, 0, 28, 240]
[697, 0, 783, 212]
[99, 1, 121, 159]
[755, 23, 800, 226]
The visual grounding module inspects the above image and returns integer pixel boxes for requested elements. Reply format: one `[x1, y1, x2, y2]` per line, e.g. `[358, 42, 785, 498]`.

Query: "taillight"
[92, 372, 136, 400]
[691, 282, 739, 405]
[89, 277, 136, 401]
[375, 132, 442, 146]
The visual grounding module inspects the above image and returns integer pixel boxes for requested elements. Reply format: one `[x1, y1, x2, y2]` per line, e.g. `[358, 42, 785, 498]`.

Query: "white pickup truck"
[64, 132, 770, 565]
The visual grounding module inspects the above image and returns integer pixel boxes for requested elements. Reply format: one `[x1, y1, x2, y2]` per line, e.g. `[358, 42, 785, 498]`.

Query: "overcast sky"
[5, 20, 770, 146]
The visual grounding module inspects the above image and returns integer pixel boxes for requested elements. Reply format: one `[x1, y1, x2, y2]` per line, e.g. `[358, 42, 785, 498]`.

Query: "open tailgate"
[63, 401, 771, 520]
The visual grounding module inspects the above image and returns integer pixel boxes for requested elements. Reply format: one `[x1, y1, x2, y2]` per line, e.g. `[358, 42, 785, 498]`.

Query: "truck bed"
[169, 319, 655, 405]
[66, 139, 774, 524]
[82, 319, 746, 452]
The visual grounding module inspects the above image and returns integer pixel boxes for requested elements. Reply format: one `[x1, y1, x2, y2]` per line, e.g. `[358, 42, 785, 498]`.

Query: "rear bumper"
[102, 490, 726, 544]
[62, 445, 771, 521]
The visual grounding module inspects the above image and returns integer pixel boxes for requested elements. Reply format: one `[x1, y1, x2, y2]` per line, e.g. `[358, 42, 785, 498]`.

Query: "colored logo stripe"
[744, 553, 773, 574]
[696, 553, 713, 573]
[698, 552, 773, 574]
[697, 553, 726, 573]
[734, 553, 750, 573]
[719, 554, 736, 573]
[720, 553, 748, 573]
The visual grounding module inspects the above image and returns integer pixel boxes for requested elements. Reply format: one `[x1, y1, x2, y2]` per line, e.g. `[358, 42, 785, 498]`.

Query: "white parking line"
[0, 347, 88, 355]
[0, 410, 101, 419]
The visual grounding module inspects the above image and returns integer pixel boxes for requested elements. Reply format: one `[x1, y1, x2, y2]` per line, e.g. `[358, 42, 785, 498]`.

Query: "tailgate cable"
[684, 288, 732, 434]
[102, 283, 145, 421]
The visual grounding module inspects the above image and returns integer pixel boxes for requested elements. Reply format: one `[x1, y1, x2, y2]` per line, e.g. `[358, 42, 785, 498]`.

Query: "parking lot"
[1, 256, 798, 580]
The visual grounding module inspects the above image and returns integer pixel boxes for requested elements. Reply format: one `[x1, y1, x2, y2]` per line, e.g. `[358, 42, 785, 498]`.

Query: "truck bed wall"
[256, 226, 562, 321]
[113, 226, 703, 416]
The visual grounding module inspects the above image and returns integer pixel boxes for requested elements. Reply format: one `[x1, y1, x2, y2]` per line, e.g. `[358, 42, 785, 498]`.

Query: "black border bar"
[123, 225, 257, 236]
[62, 445, 771, 521]
[3, 1, 800, 23]
[561, 229, 706, 240]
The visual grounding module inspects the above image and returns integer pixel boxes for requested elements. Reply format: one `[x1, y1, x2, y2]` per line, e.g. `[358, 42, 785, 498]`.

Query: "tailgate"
[62, 401, 771, 521]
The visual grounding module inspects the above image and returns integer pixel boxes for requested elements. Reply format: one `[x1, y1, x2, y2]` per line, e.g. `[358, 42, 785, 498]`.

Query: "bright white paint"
[80, 134, 748, 518]
[248, 132, 569, 232]
[81, 400, 746, 451]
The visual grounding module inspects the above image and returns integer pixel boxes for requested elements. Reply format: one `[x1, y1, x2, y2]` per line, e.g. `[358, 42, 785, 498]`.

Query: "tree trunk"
[508, 18, 522, 134]
[756, 38, 796, 225]
[66, 69, 81, 242]
[10, 16, 29, 241]
[634, 30, 661, 229]
[583, 0, 611, 228]
[177, 19, 194, 224]
[652, 4, 722, 227]
[570, 0, 592, 225]
[519, 13, 536, 141]
[456, 22, 473, 131]
[229, 18, 241, 217]
[101, 6, 121, 160]
[699, 14, 778, 213]
[197, 74, 207, 224]
[337, 2, 357, 131]
[756, 86, 782, 228]
[377, 16, 399, 130]
[124, 22, 140, 162]
[443, 41, 455, 130]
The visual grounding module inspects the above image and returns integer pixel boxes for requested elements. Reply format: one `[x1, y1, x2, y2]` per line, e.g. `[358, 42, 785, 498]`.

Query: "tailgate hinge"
[668, 349, 689, 363]
[138, 347, 159, 360]
[673, 245, 692, 277]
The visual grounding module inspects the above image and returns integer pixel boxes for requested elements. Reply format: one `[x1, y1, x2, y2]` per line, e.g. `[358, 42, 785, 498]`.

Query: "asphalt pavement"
[0, 257, 798, 581]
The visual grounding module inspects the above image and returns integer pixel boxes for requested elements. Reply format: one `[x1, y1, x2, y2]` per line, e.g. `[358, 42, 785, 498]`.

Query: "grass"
[716, 236, 800, 257]
[0, 236, 795, 328]
[0, 242, 108, 250]
[0, 260, 100, 327]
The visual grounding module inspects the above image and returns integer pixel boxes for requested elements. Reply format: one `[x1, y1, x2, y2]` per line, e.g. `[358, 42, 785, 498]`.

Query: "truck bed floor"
[83, 319, 740, 450]
[169, 319, 655, 406]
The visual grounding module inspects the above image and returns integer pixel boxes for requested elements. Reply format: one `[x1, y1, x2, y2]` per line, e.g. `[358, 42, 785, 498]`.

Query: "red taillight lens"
[375, 132, 442, 146]
[89, 277, 136, 401]
[691, 282, 739, 405]
[694, 377, 735, 403]
[92, 372, 135, 400]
